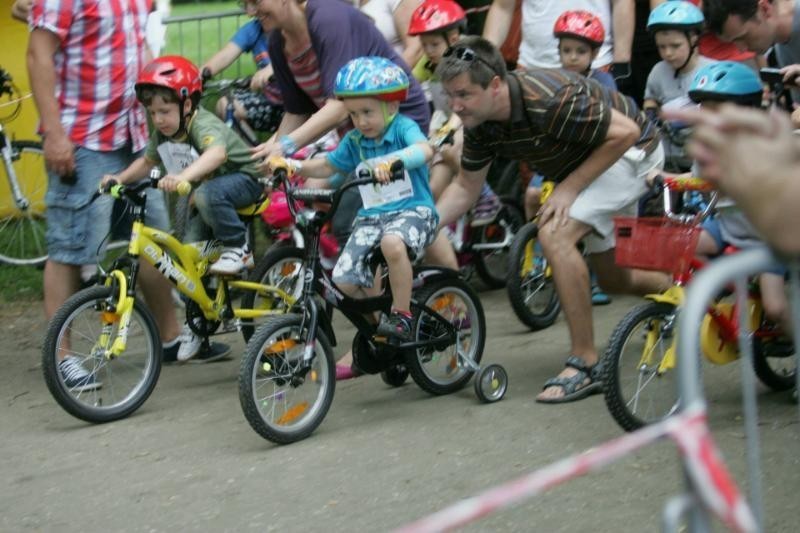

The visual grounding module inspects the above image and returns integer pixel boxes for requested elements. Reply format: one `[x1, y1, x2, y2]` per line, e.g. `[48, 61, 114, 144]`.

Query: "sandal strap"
[542, 371, 588, 394]
[564, 355, 593, 373]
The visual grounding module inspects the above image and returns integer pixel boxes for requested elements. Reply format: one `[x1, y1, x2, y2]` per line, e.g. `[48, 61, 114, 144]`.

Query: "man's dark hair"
[435, 35, 507, 88]
[703, 0, 762, 35]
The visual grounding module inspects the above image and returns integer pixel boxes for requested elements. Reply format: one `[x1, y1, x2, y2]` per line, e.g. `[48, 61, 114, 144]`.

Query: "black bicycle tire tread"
[505, 222, 560, 330]
[238, 314, 335, 444]
[406, 278, 485, 395]
[602, 301, 677, 432]
[42, 285, 162, 423]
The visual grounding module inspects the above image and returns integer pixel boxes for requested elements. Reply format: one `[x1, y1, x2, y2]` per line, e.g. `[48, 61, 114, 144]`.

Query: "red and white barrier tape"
[395, 405, 757, 533]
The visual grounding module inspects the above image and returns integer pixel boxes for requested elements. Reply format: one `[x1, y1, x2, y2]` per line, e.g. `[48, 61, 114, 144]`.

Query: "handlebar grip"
[389, 159, 405, 181]
[663, 176, 713, 192]
[176, 181, 192, 196]
[201, 67, 213, 82]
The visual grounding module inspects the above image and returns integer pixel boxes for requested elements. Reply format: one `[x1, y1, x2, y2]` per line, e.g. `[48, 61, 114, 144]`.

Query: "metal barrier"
[675, 247, 800, 532]
[397, 247, 798, 533]
[162, 9, 252, 77]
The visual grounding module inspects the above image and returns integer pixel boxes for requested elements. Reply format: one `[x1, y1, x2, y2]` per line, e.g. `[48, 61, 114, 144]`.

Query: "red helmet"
[135, 55, 202, 101]
[553, 10, 605, 48]
[408, 0, 466, 36]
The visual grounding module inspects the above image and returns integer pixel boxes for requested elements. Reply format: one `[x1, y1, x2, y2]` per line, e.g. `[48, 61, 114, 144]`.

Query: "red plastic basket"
[614, 216, 701, 274]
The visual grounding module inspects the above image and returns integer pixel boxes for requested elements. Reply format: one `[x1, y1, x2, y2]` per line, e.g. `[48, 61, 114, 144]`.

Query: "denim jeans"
[186, 172, 262, 247]
[45, 145, 169, 265]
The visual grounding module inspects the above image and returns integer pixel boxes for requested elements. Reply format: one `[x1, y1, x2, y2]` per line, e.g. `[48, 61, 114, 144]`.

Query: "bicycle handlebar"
[94, 168, 190, 205]
[650, 174, 717, 224]
[271, 159, 406, 225]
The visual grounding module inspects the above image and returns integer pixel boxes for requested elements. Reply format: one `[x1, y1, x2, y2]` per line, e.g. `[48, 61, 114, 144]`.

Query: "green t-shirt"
[144, 107, 261, 179]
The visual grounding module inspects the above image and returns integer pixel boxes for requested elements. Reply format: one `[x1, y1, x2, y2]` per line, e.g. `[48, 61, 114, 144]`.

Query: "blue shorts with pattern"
[332, 206, 437, 288]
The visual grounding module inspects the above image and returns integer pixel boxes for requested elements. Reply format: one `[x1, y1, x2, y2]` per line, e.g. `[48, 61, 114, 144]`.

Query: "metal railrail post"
[677, 246, 789, 532]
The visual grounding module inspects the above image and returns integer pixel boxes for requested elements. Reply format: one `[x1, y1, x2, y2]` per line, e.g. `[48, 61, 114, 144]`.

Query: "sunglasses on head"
[443, 46, 499, 74]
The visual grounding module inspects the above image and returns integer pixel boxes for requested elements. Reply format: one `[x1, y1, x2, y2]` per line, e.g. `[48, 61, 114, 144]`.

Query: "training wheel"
[474, 364, 508, 403]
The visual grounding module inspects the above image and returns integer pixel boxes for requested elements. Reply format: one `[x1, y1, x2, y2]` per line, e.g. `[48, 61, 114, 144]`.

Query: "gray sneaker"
[187, 342, 231, 364]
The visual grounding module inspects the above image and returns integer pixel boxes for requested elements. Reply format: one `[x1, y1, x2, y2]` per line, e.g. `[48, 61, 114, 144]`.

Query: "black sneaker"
[187, 342, 231, 364]
[163, 339, 180, 363]
[375, 312, 413, 343]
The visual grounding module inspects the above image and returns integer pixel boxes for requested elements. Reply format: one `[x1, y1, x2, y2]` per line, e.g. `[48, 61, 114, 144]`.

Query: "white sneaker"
[177, 323, 202, 362]
[209, 245, 251, 275]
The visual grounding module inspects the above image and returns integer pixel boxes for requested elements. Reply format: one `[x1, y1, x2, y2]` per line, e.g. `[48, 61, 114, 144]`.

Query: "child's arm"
[159, 145, 227, 192]
[102, 156, 155, 187]
[266, 155, 335, 180]
[370, 141, 434, 184]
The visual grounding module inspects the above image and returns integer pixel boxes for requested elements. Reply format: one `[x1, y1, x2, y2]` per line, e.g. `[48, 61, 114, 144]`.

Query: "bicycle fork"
[96, 270, 136, 359]
[1, 135, 30, 211]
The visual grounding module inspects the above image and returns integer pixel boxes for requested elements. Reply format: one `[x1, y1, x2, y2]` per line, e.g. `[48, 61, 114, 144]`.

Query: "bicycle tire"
[489, 157, 521, 197]
[505, 222, 560, 330]
[603, 301, 680, 432]
[406, 277, 485, 395]
[238, 314, 335, 444]
[240, 245, 305, 342]
[474, 197, 524, 289]
[42, 285, 162, 423]
[0, 140, 48, 266]
[752, 337, 797, 391]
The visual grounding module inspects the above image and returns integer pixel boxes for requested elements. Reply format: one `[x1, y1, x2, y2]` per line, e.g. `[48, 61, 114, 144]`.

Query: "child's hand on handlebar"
[100, 174, 119, 189]
[158, 174, 190, 193]
[267, 155, 300, 177]
[361, 157, 397, 184]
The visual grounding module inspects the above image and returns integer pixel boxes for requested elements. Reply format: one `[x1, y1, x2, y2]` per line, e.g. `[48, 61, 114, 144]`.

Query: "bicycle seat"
[236, 195, 271, 218]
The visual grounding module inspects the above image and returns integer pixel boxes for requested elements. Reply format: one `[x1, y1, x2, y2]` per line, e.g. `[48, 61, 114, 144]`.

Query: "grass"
[0, 2, 257, 303]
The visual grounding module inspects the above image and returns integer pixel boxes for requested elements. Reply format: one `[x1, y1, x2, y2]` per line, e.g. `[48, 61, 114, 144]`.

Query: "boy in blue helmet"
[656, 61, 792, 335]
[268, 56, 437, 343]
[645, 0, 716, 172]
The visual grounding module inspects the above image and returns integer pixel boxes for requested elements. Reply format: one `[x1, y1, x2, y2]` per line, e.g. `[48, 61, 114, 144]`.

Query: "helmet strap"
[674, 33, 699, 79]
[381, 101, 397, 132]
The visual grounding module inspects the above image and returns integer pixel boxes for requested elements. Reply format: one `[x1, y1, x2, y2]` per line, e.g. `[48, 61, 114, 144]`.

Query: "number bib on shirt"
[357, 170, 414, 209]
[157, 142, 200, 175]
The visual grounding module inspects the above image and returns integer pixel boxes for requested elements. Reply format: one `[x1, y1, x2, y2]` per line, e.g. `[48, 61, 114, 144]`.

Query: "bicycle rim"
[239, 315, 334, 444]
[42, 286, 161, 423]
[0, 142, 47, 266]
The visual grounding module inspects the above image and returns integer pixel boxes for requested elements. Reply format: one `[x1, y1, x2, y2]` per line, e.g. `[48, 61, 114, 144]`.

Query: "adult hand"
[251, 138, 282, 171]
[780, 64, 800, 85]
[43, 130, 75, 177]
[250, 65, 273, 92]
[667, 104, 799, 194]
[536, 183, 578, 231]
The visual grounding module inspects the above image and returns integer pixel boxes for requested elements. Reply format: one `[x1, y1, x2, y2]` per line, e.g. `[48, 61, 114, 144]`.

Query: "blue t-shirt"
[268, 0, 430, 133]
[589, 69, 617, 90]
[326, 114, 436, 218]
[231, 20, 271, 69]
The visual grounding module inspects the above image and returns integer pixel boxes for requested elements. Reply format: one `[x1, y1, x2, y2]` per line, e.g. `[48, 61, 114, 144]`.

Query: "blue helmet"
[647, 1, 704, 33]
[689, 61, 763, 106]
[333, 56, 410, 101]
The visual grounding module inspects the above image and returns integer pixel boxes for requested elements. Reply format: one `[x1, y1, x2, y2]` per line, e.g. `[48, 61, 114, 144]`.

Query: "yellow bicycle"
[506, 180, 561, 329]
[42, 172, 296, 423]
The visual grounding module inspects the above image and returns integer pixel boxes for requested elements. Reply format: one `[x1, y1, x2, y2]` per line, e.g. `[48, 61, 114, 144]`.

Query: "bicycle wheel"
[407, 277, 485, 395]
[238, 314, 335, 444]
[753, 337, 797, 391]
[240, 245, 305, 342]
[42, 285, 162, 423]
[474, 197, 524, 289]
[603, 301, 680, 432]
[506, 222, 560, 330]
[0, 141, 47, 266]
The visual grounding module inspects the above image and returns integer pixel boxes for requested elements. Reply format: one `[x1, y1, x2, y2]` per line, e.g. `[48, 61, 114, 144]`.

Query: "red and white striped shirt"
[29, 0, 151, 152]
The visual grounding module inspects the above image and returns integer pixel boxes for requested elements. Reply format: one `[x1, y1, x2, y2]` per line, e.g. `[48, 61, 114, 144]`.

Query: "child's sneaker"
[209, 245, 252, 275]
[375, 311, 414, 343]
[59, 356, 102, 392]
[591, 283, 611, 306]
[470, 186, 502, 226]
[187, 342, 231, 364]
[177, 323, 203, 362]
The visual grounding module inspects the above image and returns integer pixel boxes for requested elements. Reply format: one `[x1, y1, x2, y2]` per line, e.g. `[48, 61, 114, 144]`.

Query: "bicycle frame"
[0, 124, 29, 212]
[99, 180, 295, 357]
